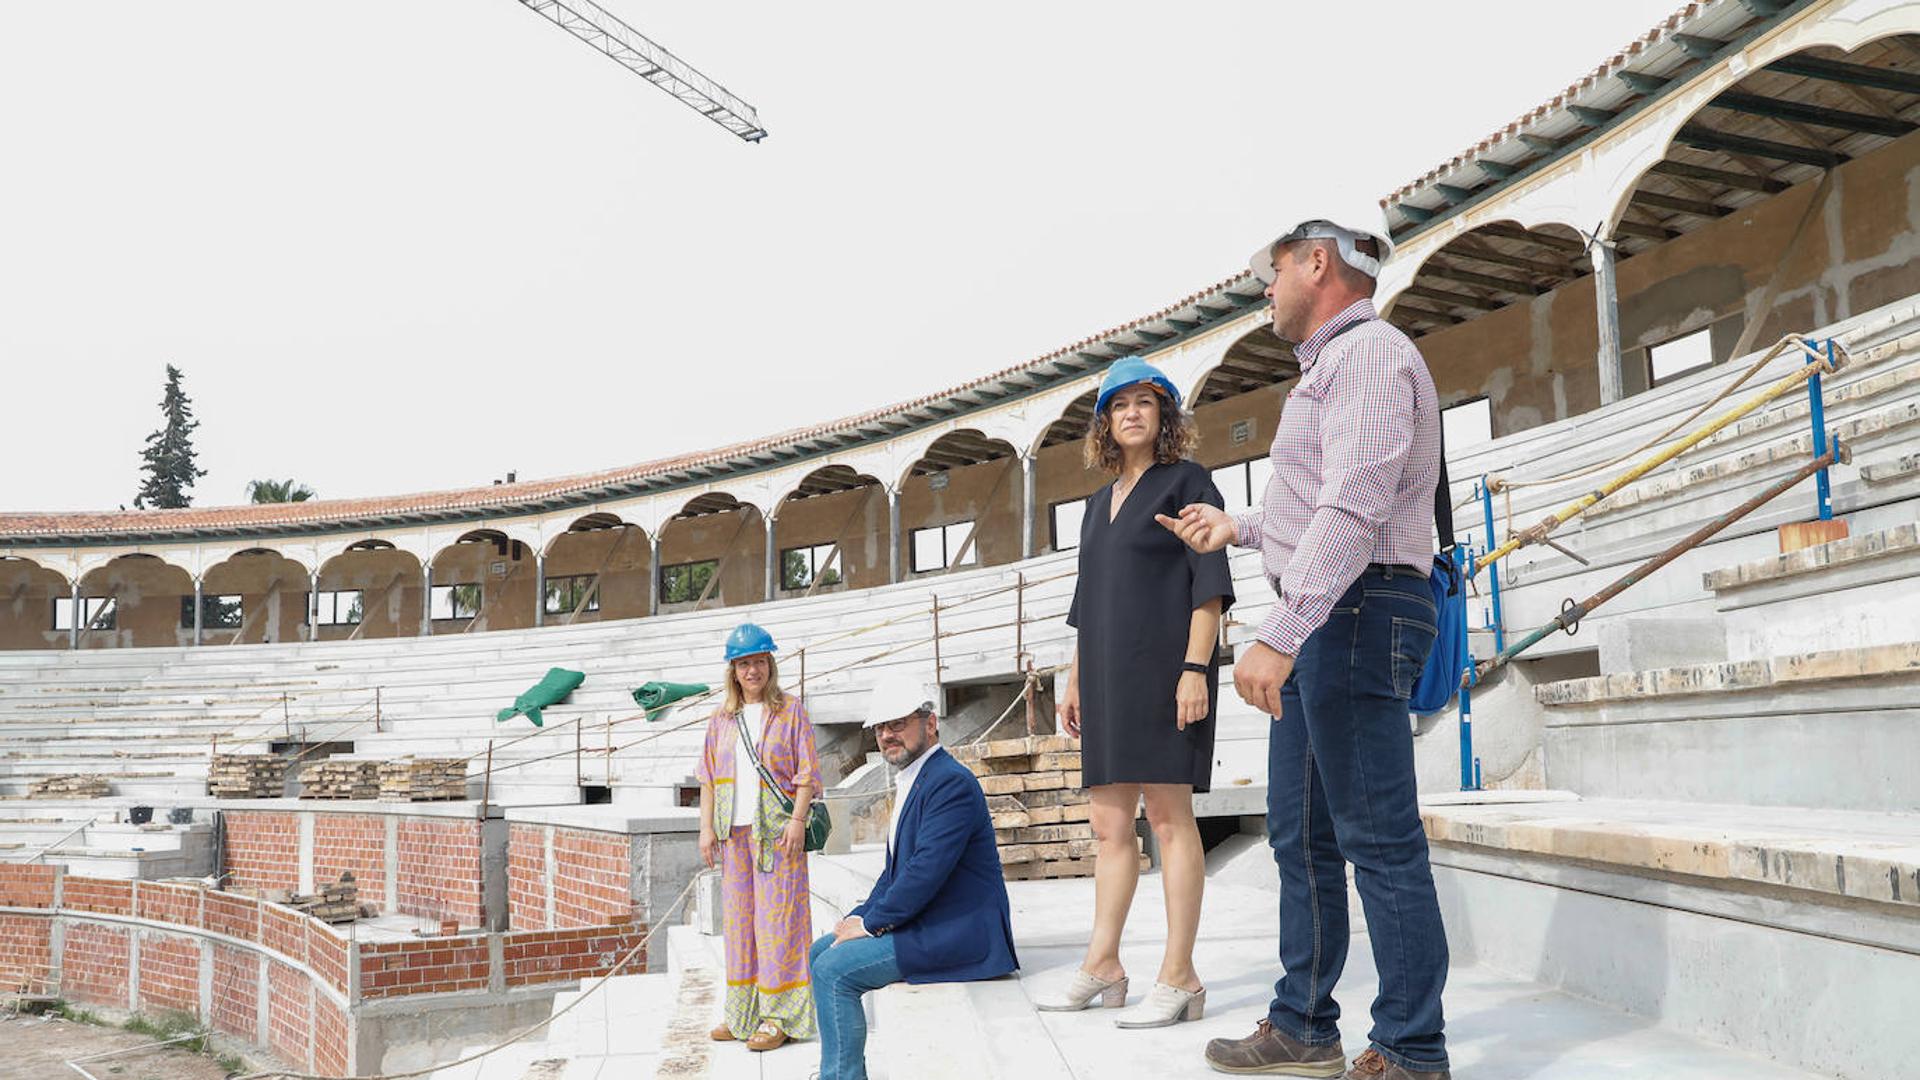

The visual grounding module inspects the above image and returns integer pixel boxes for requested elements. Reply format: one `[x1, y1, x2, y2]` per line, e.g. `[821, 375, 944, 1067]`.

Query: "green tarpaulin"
[632, 681, 710, 718]
[495, 667, 586, 728]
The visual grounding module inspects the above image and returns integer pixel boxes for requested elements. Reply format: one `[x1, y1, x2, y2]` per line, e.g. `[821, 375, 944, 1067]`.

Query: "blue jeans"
[809, 931, 902, 1080]
[1266, 565, 1449, 1072]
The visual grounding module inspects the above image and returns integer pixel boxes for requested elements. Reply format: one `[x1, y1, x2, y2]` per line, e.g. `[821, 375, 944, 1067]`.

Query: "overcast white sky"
[1, 1, 1685, 512]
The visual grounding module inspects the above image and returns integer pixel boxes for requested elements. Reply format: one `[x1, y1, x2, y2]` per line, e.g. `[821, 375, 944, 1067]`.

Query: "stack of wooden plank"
[951, 735, 1144, 881]
[207, 754, 286, 798]
[287, 872, 365, 924]
[298, 760, 379, 800]
[378, 758, 467, 802]
[28, 774, 111, 799]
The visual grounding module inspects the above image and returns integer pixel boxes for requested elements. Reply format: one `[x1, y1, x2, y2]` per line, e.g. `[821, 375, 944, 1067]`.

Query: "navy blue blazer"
[849, 746, 1019, 983]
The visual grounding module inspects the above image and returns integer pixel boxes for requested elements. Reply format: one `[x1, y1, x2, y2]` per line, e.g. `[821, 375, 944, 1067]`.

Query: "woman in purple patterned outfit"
[696, 622, 821, 1052]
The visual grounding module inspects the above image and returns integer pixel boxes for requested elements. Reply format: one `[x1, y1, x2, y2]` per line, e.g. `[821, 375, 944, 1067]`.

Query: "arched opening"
[772, 466, 887, 596]
[655, 493, 766, 611]
[542, 515, 651, 625]
[313, 541, 422, 641]
[1031, 390, 1105, 553]
[1597, 32, 1920, 394]
[426, 530, 536, 634]
[1383, 220, 1591, 438]
[200, 549, 312, 645]
[0, 556, 72, 651]
[73, 554, 194, 649]
[898, 430, 1020, 573]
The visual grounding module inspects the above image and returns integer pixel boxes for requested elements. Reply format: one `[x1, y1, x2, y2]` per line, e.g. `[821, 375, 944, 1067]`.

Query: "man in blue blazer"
[809, 674, 1019, 1080]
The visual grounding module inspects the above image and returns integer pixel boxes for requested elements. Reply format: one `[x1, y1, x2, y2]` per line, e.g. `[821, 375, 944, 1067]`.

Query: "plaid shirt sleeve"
[1254, 337, 1420, 657]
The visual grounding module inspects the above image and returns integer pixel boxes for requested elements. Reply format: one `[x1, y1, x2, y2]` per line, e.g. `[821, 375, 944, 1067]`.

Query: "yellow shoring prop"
[1475, 339, 1839, 575]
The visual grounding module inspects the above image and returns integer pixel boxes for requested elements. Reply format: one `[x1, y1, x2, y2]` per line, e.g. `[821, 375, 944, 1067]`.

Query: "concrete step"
[1535, 640, 1920, 810]
[1426, 792, 1916, 1079]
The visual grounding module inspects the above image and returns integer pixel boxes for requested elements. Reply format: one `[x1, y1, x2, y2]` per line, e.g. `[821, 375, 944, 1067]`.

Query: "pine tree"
[133, 364, 207, 509]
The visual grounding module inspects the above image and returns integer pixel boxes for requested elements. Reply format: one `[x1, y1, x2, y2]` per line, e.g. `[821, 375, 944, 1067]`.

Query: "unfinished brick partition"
[506, 821, 641, 930]
[0, 863, 647, 1076]
[222, 806, 489, 927]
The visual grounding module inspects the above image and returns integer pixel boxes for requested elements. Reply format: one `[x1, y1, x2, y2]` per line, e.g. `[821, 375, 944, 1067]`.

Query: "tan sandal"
[746, 1021, 789, 1051]
[710, 1023, 737, 1042]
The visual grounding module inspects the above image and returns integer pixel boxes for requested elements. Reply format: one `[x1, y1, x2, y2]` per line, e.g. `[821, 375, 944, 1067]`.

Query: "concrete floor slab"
[425, 852, 1833, 1079]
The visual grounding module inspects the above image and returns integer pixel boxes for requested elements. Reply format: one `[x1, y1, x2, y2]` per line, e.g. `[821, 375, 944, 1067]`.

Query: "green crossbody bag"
[738, 713, 831, 853]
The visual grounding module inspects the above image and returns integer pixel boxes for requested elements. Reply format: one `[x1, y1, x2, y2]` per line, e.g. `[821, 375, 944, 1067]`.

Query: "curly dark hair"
[1082, 386, 1198, 475]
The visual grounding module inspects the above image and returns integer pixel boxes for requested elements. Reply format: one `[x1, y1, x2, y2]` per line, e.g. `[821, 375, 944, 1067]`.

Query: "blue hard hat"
[1095, 358, 1182, 415]
[723, 622, 778, 662]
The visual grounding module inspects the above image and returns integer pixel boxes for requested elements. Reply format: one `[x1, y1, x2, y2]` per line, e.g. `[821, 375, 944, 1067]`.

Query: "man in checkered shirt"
[1160, 211, 1451, 1080]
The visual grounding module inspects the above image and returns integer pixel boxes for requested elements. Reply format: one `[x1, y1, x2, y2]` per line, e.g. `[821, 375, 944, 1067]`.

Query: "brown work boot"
[1345, 1047, 1450, 1080]
[1203, 1018, 1345, 1076]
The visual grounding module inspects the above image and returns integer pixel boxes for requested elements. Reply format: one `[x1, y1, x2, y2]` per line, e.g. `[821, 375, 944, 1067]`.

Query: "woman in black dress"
[1038, 358, 1234, 1029]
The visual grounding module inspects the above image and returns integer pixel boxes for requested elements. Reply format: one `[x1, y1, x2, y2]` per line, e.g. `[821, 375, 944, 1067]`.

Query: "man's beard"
[884, 741, 929, 769]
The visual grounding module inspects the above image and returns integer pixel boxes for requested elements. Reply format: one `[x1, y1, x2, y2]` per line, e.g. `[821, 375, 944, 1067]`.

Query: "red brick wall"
[64, 876, 133, 916]
[138, 934, 201, 1015]
[0, 914, 53, 992]
[314, 995, 350, 1076]
[204, 891, 261, 941]
[63, 922, 131, 1007]
[260, 903, 310, 965]
[358, 938, 493, 999]
[307, 922, 349, 994]
[223, 811, 300, 893]
[501, 922, 648, 987]
[266, 960, 312, 1070]
[507, 823, 548, 929]
[0, 863, 57, 908]
[137, 881, 204, 928]
[552, 827, 637, 928]
[395, 818, 486, 926]
[312, 813, 388, 907]
[211, 944, 258, 1043]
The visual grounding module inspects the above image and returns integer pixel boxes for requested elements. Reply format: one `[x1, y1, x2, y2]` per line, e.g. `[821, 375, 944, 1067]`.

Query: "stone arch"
[0, 556, 74, 651]
[770, 465, 888, 595]
[542, 513, 652, 625]
[199, 548, 314, 645]
[655, 492, 767, 611]
[73, 553, 195, 649]
[314, 541, 423, 641]
[424, 529, 538, 634]
[895, 429, 1022, 573]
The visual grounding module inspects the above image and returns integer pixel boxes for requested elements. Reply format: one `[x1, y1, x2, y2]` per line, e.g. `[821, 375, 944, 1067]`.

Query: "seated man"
[809, 673, 1019, 1080]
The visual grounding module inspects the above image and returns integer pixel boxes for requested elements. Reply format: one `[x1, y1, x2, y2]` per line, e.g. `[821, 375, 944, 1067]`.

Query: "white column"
[648, 535, 662, 616]
[69, 581, 81, 649]
[888, 488, 903, 584]
[533, 551, 546, 628]
[1021, 454, 1037, 560]
[420, 561, 434, 637]
[307, 570, 319, 642]
[765, 515, 778, 602]
[192, 577, 204, 647]
[1591, 237, 1625, 407]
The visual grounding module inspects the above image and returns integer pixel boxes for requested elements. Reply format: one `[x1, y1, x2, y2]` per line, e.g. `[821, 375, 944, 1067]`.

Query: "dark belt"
[1364, 562, 1429, 580]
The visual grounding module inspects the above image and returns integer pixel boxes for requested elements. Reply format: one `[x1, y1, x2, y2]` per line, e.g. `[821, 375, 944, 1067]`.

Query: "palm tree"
[246, 478, 315, 504]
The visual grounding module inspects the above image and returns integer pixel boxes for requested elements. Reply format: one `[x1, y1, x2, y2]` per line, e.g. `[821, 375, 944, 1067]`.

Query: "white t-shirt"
[731, 703, 767, 829]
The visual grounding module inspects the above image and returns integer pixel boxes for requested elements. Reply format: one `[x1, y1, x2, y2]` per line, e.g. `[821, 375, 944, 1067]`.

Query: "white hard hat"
[864, 673, 937, 728]
[1249, 197, 1396, 284]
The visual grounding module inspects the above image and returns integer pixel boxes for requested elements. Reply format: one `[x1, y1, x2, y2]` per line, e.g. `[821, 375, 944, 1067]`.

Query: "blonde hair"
[722, 652, 789, 716]
[1083, 387, 1198, 475]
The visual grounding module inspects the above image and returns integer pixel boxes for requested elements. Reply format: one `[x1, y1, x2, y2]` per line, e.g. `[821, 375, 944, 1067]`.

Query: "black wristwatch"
[1181, 661, 1210, 676]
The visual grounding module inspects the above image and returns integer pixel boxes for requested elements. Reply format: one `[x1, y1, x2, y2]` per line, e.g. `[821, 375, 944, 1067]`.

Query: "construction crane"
[517, 0, 767, 142]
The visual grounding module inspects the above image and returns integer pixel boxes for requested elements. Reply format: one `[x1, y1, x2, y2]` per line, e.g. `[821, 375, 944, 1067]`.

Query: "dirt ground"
[0, 1012, 238, 1080]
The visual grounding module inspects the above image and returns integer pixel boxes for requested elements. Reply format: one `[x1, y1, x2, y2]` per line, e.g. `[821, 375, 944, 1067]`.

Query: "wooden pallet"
[377, 758, 467, 802]
[27, 774, 110, 799]
[298, 760, 379, 800]
[952, 735, 1109, 880]
[286, 872, 366, 924]
[207, 754, 286, 798]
